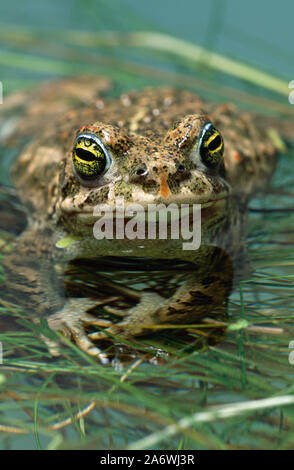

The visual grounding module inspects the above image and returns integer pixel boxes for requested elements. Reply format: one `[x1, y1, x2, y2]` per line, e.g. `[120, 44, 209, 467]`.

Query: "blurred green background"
[0, 0, 293, 95]
[0, 0, 293, 73]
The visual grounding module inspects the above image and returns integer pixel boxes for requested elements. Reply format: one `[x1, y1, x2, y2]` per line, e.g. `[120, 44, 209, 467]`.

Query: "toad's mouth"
[62, 196, 229, 226]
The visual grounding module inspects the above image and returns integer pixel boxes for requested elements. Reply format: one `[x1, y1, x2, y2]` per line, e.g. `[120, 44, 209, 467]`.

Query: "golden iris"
[199, 123, 224, 167]
[72, 134, 107, 178]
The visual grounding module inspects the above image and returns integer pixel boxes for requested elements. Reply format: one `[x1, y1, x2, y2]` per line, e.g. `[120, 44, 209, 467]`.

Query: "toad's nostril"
[136, 167, 148, 176]
[132, 164, 148, 178]
[177, 164, 186, 173]
[130, 164, 149, 183]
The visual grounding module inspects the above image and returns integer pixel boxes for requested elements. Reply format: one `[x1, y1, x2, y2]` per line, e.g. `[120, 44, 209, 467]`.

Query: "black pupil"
[76, 148, 96, 161]
[208, 135, 221, 151]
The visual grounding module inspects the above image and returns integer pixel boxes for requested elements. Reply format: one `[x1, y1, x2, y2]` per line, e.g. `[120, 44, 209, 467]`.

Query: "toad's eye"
[198, 123, 224, 168]
[72, 133, 111, 180]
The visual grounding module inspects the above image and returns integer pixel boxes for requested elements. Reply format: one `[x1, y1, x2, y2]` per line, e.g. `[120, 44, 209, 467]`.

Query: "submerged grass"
[0, 17, 294, 449]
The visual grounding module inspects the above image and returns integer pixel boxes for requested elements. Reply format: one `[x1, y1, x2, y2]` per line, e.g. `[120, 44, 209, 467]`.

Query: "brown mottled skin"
[1, 76, 278, 362]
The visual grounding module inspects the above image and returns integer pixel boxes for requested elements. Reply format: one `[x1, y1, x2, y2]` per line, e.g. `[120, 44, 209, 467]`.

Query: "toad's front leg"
[46, 297, 121, 363]
[3, 229, 111, 362]
[89, 251, 233, 343]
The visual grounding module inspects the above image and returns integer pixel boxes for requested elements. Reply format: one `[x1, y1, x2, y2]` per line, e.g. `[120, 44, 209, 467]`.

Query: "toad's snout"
[129, 160, 173, 198]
